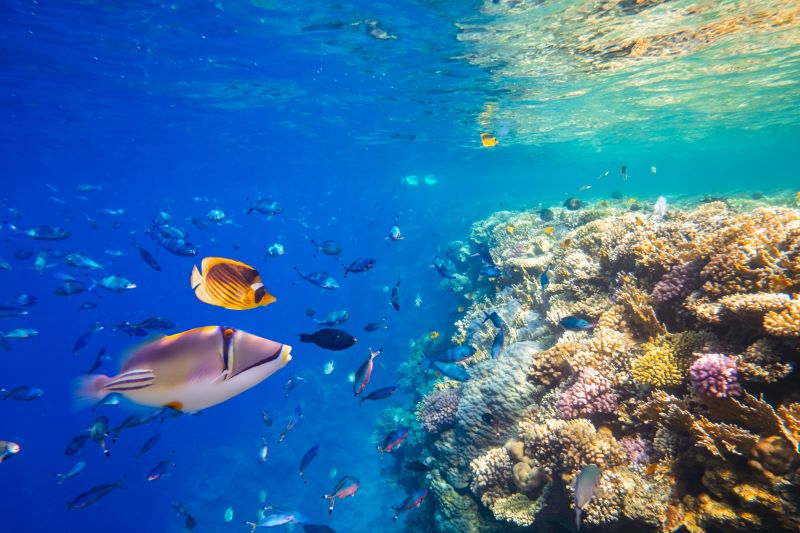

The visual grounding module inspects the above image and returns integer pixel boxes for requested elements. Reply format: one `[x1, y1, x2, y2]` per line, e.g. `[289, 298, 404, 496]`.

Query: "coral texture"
[690, 354, 743, 398]
[418, 387, 461, 433]
[556, 368, 618, 419]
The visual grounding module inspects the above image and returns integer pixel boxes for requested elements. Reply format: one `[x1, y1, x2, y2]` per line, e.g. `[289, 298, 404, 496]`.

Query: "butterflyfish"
[191, 257, 276, 310]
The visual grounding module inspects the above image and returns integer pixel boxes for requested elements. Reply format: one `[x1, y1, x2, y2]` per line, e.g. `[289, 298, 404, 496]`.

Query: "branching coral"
[763, 299, 800, 337]
[469, 447, 513, 506]
[630, 337, 687, 387]
[651, 259, 704, 304]
[557, 368, 618, 419]
[418, 387, 461, 434]
[737, 338, 794, 383]
[690, 354, 742, 398]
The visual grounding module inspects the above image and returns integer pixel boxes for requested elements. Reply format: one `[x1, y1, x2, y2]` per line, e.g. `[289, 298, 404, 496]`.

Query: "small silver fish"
[56, 461, 86, 485]
[574, 464, 601, 530]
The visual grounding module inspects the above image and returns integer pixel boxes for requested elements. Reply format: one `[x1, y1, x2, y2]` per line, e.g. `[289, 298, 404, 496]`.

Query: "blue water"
[2, 1, 799, 532]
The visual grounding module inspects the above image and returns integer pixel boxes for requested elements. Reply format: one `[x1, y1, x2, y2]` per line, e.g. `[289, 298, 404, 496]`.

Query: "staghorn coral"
[737, 338, 794, 383]
[651, 259, 704, 304]
[556, 367, 618, 420]
[690, 354, 743, 398]
[418, 387, 461, 434]
[763, 298, 800, 337]
[630, 336, 688, 388]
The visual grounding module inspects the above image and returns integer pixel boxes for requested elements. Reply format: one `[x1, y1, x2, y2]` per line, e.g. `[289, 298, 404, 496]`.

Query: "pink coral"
[651, 259, 703, 304]
[619, 435, 653, 464]
[419, 387, 461, 433]
[689, 354, 742, 398]
[557, 368, 618, 419]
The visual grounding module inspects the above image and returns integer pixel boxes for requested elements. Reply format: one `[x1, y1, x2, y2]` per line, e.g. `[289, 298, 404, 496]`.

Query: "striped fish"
[191, 257, 276, 310]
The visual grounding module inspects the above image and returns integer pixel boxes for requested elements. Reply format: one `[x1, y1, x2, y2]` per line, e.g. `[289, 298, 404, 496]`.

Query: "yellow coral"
[630, 338, 686, 387]
[763, 299, 800, 337]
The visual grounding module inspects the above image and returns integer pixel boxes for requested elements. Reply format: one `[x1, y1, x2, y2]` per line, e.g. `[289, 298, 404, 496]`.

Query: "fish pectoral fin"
[105, 369, 156, 392]
[212, 370, 230, 383]
[163, 401, 183, 411]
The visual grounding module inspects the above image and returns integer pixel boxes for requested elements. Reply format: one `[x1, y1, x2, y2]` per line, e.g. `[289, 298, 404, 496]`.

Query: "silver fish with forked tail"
[77, 326, 291, 412]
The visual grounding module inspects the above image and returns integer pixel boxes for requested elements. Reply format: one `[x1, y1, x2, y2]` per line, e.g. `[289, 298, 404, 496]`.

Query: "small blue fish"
[540, 269, 549, 290]
[390, 279, 400, 311]
[294, 267, 339, 290]
[484, 312, 504, 329]
[299, 444, 320, 482]
[310, 239, 342, 257]
[424, 345, 476, 364]
[491, 327, 504, 359]
[428, 361, 470, 382]
[559, 316, 593, 331]
[479, 265, 503, 278]
[314, 310, 350, 327]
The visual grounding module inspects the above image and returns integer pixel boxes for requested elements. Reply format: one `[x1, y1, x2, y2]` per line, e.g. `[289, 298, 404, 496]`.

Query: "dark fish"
[433, 255, 456, 279]
[278, 404, 302, 443]
[310, 239, 341, 257]
[110, 415, 153, 443]
[479, 265, 503, 278]
[303, 21, 346, 32]
[73, 321, 104, 355]
[262, 409, 273, 427]
[559, 316, 593, 331]
[54, 280, 90, 296]
[620, 165, 628, 180]
[610, 191, 623, 200]
[391, 279, 400, 311]
[377, 426, 410, 453]
[185, 514, 196, 530]
[428, 361, 470, 382]
[134, 434, 161, 463]
[481, 412, 501, 437]
[359, 385, 398, 404]
[65, 434, 89, 456]
[89, 416, 111, 456]
[132, 316, 175, 330]
[283, 374, 305, 398]
[148, 229, 198, 257]
[300, 328, 356, 351]
[294, 267, 339, 290]
[405, 460, 430, 472]
[190, 217, 208, 231]
[10, 293, 37, 306]
[324, 476, 360, 514]
[343, 258, 376, 277]
[0, 305, 29, 318]
[476, 244, 494, 266]
[564, 197, 581, 210]
[574, 464, 601, 530]
[364, 317, 388, 332]
[354, 348, 382, 396]
[299, 444, 319, 482]
[112, 321, 149, 337]
[392, 487, 429, 520]
[306, 307, 316, 318]
[66, 479, 125, 509]
[131, 240, 161, 272]
[1, 385, 44, 401]
[540, 269, 549, 290]
[539, 208, 554, 221]
[9, 224, 71, 241]
[491, 327, 504, 358]
[247, 198, 283, 216]
[14, 248, 33, 260]
[147, 456, 175, 481]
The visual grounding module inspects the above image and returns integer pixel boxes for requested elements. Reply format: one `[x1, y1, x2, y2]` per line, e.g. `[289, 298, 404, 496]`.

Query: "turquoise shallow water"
[1, 1, 799, 532]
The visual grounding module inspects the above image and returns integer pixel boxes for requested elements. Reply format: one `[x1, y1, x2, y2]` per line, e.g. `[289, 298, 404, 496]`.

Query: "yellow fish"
[506, 225, 514, 233]
[543, 226, 555, 236]
[429, 331, 440, 340]
[796, 191, 800, 204]
[561, 238, 572, 250]
[480, 133, 498, 147]
[457, 306, 465, 313]
[191, 257, 276, 311]
[636, 216, 644, 227]
[78, 326, 291, 411]
[626, 197, 637, 205]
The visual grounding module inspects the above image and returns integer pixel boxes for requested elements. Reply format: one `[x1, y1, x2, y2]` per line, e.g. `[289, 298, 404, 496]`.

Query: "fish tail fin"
[245, 522, 257, 533]
[0, 388, 8, 399]
[190, 265, 203, 289]
[0, 334, 9, 351]
[246, 207, 255, 215]
[324, 495, 335, 514]
[56, 473, 65, 485]
[74, 374, 112, 408]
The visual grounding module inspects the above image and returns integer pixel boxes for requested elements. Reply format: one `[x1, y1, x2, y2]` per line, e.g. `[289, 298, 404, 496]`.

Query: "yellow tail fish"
[191, 257, 276, 310]
[78, 326, 291, 411]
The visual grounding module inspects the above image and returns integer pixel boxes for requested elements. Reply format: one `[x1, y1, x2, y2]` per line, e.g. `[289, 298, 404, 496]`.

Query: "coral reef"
[383, 196, 800, 533]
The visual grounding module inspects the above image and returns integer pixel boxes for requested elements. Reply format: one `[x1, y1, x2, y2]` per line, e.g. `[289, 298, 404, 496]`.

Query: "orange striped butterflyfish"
[191, 257, 276, 310]
[480, 133, 498, 147]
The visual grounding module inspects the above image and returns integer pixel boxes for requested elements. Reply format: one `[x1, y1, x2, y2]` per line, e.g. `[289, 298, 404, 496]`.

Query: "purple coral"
[619, 435, 653, 465]
[557, 368, 618, 419]
[419, 387, 461, 433]
[651, 259, 703, 304]
[689, 354, 742, 398]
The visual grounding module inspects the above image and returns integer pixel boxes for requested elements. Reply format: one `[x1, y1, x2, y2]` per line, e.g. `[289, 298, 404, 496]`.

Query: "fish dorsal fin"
[202, 256, 252, 273]
[190, 265, 203, 289]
